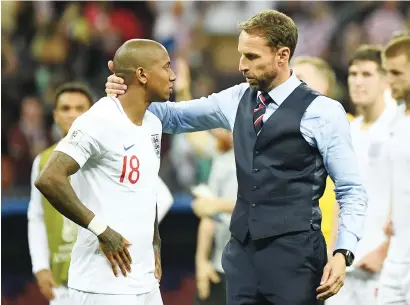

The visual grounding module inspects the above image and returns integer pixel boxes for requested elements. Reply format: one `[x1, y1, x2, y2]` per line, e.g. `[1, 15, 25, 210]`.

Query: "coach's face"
[147, 48, 176, 102]
[384, 54, 410, 102]
[238, 31, 289, 92]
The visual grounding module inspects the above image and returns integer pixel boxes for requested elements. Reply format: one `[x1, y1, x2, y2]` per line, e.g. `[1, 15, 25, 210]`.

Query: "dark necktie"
[253, 92, 273, 134]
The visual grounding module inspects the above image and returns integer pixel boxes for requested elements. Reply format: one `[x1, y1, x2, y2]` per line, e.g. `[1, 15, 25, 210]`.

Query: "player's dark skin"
[35, 152, 133, 277]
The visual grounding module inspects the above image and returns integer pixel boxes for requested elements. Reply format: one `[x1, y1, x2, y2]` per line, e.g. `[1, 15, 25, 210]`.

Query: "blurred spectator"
[7, 97, 51, 187]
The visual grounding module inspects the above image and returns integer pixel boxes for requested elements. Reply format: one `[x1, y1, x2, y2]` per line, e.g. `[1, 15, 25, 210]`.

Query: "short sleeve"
[54, 118, 103, 168]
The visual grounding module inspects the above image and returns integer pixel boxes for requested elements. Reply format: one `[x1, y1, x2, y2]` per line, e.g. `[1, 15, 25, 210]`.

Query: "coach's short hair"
[348, 45, 384, 72]
[292, 56, 336, 93]
[54, 82, 94, 109]
[238, 10, 298, 60]
[383, 35, 410, 61]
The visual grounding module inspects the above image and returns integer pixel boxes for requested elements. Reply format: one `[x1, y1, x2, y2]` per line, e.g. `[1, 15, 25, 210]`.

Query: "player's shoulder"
[74, 97, 119, 126]
[145, 110, 163, 131]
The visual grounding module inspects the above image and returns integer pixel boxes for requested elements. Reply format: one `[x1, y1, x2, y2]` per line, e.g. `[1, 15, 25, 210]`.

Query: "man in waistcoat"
[105, 10, 368, 305]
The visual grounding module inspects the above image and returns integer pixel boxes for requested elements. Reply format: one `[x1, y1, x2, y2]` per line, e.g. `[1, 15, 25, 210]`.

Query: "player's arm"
[156, 177, 174, 223]
[153, 204, 161, 280]
[27, 156, 56, 301]
[313, 98, 368, 300]
[35, 126, 132, 277]
[195, 217, 220, 300]
[35, 152, 94, 227]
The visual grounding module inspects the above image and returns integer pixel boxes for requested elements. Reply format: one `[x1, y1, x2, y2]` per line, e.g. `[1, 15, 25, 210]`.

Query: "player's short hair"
[383, 35, 410, 61]
[238, 10, 298, 60]
[292, 56, 336, 93]
[54, 82, 94, 109]
[348, 45, 384, 72]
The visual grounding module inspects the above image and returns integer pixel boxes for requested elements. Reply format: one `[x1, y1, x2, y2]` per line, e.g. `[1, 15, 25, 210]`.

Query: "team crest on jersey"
[151, 134, 161, 158]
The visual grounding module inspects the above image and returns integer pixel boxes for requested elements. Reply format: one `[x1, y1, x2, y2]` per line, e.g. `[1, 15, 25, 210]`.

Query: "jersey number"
[120, 155, 140, 184]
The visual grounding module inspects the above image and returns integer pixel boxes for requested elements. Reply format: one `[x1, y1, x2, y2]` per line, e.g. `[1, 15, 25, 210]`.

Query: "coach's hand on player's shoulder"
[105, 60, 127, 97]
[35, 269, 56, 300]
[316, 253, 346, 300]
[98, 226, 132, 277]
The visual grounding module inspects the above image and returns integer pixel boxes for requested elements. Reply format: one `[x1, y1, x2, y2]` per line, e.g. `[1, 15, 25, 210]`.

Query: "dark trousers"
[194, 272, 227, 305]
[222, 228, 327, 305]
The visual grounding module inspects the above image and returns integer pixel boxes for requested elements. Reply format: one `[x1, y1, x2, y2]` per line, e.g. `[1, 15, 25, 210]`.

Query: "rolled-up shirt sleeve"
[314, 100, 368, 254]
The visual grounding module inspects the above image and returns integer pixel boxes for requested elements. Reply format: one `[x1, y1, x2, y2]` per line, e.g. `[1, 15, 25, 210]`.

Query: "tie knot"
[258, 93, 272, 106]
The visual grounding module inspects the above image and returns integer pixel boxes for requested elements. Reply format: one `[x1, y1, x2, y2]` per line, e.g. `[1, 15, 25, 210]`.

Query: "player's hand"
[357, 247, 386, 273]
[192, 197, 220, 218]
[98, 226, 132, 277]
[196, 260, 220, 300]
[35, 269, 56, 301]
[105, 60, 127, 97]
[154, 246, 162, 281]
[316, 253, 346, 300]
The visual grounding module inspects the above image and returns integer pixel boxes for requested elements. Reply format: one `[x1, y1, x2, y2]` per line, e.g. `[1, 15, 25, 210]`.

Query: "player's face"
[147, 50, 176, 102]
[54, 92, 91, 135]
[293, 63, 329, 95]
[348, 60, 386, 108]
[384, 54, 410, 102]
[238, 31, 288, 92]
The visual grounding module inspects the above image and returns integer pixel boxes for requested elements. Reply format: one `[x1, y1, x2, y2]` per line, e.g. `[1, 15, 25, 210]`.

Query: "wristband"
[88, 216, 108, 236]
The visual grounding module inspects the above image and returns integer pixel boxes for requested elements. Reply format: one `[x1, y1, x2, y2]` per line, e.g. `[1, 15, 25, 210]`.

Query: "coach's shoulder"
[308, 95, 348, 123]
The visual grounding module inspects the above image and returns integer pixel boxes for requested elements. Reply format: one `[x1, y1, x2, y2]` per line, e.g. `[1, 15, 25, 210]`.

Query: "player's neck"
[117, 87, 150, 126]
[361, 96, 385, 126]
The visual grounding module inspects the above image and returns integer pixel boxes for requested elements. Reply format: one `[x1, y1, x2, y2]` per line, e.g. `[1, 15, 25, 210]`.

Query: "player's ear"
[135, 67, 148, 85]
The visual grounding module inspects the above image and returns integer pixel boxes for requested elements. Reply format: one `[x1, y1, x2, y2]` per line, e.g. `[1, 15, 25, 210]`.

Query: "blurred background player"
[327, 45, 397, 305]
[28, 82, 94, 305]
[191, 129, 236, 305]
[292, 56, 341, 257]
[377, 35, 410, 305]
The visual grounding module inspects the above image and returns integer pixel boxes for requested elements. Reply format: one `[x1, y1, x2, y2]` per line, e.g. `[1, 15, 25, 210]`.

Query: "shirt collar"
[258, 70, 301, 106]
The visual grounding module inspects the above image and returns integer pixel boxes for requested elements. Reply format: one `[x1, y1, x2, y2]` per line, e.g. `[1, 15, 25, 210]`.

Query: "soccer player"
[377, 35, 410, 305]
[35, 39, 176, 305]
[292, 56, 340, 257]
[327, 45, 397, 305]
[28, 82, 94, 305]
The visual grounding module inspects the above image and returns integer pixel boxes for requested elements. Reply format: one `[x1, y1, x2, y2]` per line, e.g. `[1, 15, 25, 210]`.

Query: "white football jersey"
[385, 116, 410, 263]
[349, 102, 397, 269]
[55, 97, 162, 294]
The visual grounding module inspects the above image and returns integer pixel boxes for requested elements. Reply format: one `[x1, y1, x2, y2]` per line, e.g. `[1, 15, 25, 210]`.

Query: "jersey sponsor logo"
[124, 144, 135, 151]
[151, 134, 161, 158]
